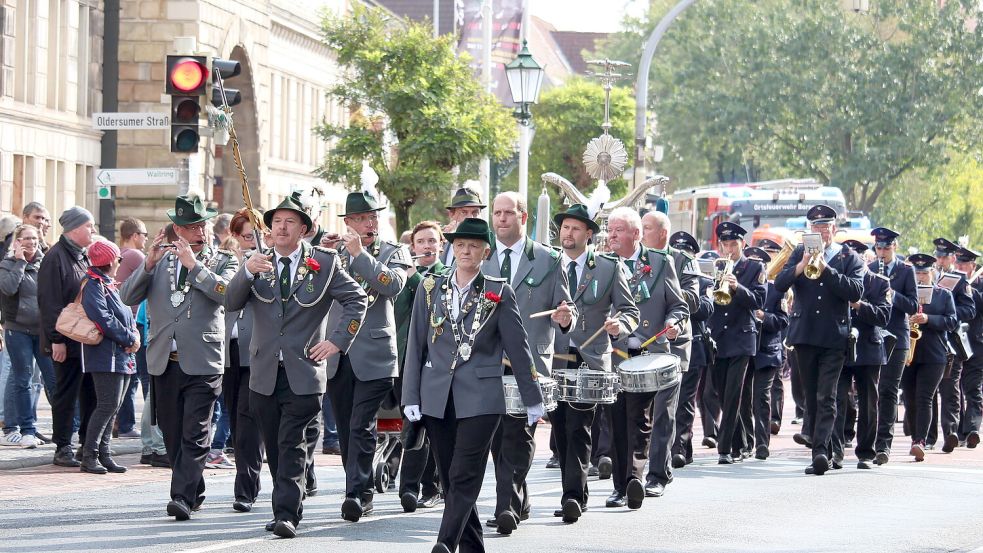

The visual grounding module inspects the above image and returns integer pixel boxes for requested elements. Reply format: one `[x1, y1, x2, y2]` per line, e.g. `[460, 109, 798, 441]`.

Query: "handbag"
[55, 279, 103, 345]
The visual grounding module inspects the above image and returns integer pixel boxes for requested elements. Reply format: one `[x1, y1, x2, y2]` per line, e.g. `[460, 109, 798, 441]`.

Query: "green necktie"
[501, 248, 512, 282]
[178, 266, 188, 288]
[279, 257, 292, 299]
[625, 259, 635, 272]
[567, 261, 578, 295]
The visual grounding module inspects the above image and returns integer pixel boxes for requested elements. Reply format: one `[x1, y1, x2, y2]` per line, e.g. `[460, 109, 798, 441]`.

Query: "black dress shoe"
[53, 445, 81, 468]
[874, 451, 889, 465]
[810, 454, 830, 476]
[167, 499, 192, 521]
[942, 433, 959, 453]
[150, 453, 171, 468]
[729, 452, 744, 463]
[770, 421, 780, 435]
[342, 497, 364, 522]
[273, 520, 297, 539]
[702, 436, 717, 449]
[561, 499, 581, 523]
[485, 518, 498, 528]
[418, 494, 441, 508]
[754, 446, 769, 460]
[265, 519, 276, 532]
[431, 544, 451, 553]
[605, 491, 626, 508]
[831, 456, 844, 470]
[967, 431, 980, 448]
[233, 500, 253, 513]
[587, 464, 599, 477]
[496, 511, 518, 535]
[191, 496, 205, 511]
[717, 454, 733, 465]
[793, 433, 813, 448]
[305, 484, 318, 497]
[99, 454, 127, 473]
[140, 453, 153, 465]
[644, 481, 664, 498]
[322, 444, 342, 455]
[671, 454, 687, 469]
[627, 479, 645, 509]
[857, 460, 874, 470]
[597, 456, 613, 480]
[401, 492, 418, 513]
[519, 510, 529, 521]
[545, 454, 560, 469]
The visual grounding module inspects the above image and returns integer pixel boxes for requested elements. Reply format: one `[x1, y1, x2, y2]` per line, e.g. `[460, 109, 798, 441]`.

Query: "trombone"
[712, 258, 735, 306]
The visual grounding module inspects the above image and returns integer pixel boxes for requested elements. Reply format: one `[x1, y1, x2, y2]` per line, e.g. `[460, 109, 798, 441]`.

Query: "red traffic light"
[166, 55, 207, 95]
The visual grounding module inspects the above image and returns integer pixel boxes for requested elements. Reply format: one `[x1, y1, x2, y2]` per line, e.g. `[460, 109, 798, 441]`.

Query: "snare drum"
[617, 352, 681, 393]
[503, 375, 559, 415]
[553, 365, 619, 404]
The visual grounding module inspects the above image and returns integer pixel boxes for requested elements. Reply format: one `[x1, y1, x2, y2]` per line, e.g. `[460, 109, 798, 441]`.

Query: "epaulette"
[599, 252, 621, 262]
[548, 245, 561, 258]
[484, 275, 507, 282]
[215, 248, 234, 258]
[382, 239, 401, 248]
[313, 246, 338, 255]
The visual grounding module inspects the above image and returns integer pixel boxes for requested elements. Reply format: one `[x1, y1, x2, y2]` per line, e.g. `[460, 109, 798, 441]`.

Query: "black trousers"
[733, 363, 754, 455]
[590, 405, 612, 465]
[901, 362, 946, 445]
[698, 364, 720, 440]
[224, 341, 264, 503]
[399, 436, 440, 498]
[551, 399, 595, 506]
[833, 365, 879, 461]
[425, 397, 500, 553]
[610, 390, 653, 493]
[491, 414, 536, 518]
[932, 359, 964, 442]
[751, 364, 780, 450]
[796, 344, 846, 459]
[844, 387, 858, 442]
[51, 357, 95, 449]
[790, 351, 807, 420]
[327, 354, 394, 499]
[673, 364, 704, 460]
[960, 352, 983, 439]
[709, 355, 749, 456]
[153, 360, 221, 506]
[83, 373, 129, 456]
[771, 365, 786, 426]
[251, 366, 322, 525]
[645, 384, 680, 487]
[875, 346, 908, 454]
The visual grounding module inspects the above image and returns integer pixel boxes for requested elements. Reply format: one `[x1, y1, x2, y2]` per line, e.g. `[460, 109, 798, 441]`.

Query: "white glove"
[526, 403, 545, 426]
[404, 405, 422, 422]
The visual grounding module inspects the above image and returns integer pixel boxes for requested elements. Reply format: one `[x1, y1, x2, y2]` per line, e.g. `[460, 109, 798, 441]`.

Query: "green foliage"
[594, 0, 983, 213]
[315, 5, 517, 232]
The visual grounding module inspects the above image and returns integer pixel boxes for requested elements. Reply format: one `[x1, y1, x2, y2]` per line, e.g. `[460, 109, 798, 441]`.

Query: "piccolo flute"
[411, 252, 437, 260]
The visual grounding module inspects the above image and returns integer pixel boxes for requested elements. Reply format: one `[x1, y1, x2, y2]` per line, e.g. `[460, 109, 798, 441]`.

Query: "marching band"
[113, 188, 983, 552]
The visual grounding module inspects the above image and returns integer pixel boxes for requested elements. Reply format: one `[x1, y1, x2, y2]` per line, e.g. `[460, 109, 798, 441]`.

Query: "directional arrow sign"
[96, 168, 178, 186]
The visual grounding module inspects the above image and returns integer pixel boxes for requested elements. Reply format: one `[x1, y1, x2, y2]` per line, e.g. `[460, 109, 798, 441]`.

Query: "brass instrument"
[766, 239, 796, 281]
[804, 251, 826, 279]
[712, 259, 735, 306]
[906, 306, 923, 366]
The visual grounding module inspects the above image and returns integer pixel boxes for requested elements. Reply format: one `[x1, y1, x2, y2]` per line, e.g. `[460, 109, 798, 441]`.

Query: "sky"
[529, 0, 646, 33]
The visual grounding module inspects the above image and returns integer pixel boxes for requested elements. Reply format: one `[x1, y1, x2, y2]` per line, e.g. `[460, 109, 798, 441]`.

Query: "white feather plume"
[958, 235, 970, 247]
[586, 182, 610, 221]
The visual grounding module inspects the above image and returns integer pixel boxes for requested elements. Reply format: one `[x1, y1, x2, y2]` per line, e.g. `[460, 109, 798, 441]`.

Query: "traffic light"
[166, 55, 207, 153]
[210, 58, 242, 108]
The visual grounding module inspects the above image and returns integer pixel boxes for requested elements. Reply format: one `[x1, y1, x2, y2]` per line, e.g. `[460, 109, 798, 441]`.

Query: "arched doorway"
[217, 45, 261, 212]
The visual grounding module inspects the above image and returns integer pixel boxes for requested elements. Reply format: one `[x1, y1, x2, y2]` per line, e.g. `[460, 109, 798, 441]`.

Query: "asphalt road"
[3, 428, 983, 553]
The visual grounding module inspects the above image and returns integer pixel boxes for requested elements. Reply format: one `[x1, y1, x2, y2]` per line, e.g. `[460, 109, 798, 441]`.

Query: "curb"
[0, 440, 144, 470]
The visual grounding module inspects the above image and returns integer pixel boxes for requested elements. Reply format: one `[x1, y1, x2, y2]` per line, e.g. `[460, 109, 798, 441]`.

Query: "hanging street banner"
[457, 0, 524, 105]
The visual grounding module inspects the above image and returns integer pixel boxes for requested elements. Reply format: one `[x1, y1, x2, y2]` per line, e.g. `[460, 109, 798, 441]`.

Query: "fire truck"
[657, 178, 848, 250]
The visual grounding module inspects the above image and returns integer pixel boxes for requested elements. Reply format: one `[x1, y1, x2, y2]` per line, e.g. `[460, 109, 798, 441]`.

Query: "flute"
[411, 252, 437, 260]
[155, 241, 206, 248]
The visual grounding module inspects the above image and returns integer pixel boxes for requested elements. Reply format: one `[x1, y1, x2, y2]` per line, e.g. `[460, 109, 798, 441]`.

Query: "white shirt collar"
[451, 269, 479, 293]
[563, 249, 589, 268]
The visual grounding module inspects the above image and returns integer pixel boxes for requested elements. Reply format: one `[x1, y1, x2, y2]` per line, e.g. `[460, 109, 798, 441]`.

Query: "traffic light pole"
[98, 0, 120, 240]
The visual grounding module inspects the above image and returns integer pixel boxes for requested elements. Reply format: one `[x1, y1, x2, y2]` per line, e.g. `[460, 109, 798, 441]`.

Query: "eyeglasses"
[347, 213, 379, 224]
[181, 222, 207, 231]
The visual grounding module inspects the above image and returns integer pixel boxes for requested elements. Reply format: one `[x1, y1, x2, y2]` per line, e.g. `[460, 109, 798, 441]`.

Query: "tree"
[594, 0, 983, 212]
[315, 6, 516, 232]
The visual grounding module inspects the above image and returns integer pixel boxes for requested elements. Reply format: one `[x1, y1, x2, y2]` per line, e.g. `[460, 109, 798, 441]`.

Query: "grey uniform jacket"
[324, 240, 410, 381]
[402, 271, 543, 419]
[225, 301, 254, 368]
[120, 249, 238, 376]
[612, 247, 689, 368]
[225, 242, 367, 396]
[556, 249, 640, 372]
[482, 238, 578, 377]
[669, 247, 700, 371]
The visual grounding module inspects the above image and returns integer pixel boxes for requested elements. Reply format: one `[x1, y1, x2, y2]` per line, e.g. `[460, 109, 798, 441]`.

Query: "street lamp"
[851, 0, 869, 13]
[504, 40, 544, 202]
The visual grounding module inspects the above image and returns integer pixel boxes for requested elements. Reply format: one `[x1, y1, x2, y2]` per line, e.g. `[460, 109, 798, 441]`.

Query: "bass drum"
[617, 352, 681, 393]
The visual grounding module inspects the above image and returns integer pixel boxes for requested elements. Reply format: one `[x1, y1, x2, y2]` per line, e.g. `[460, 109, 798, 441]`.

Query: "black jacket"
[847, 272, 892, 367]
[37, 235, 89, 358]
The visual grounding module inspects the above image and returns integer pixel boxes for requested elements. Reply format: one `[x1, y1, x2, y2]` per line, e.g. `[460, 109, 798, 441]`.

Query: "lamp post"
[505, 40, 544, 203]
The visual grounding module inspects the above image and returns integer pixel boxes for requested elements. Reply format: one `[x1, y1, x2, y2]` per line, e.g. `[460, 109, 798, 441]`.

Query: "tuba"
[767, 239, 796, 281]
[712, 259, 735, 306]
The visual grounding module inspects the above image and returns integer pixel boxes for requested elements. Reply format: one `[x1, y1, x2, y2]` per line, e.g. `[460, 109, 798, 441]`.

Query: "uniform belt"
[168, 351, 179, 362]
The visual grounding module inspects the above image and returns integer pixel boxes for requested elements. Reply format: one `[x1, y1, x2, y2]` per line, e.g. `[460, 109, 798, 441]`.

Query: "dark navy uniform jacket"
[690, 274, 715, 369]
[753, 281, 789, 370]
[775, 244, 865, 350]
[911, 287, 958, 366]
[952, 275, 978, 324]
[869, 259, 918, 350]
[967, 275, 983, 349]
[707, 256, 767, 359]
[847, 272, 892, 367]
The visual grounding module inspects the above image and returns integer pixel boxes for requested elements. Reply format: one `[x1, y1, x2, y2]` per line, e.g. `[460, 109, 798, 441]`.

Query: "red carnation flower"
[305, 257, 321, 272]
[641, 265, 652, 274]
[484, 291, 501, 303]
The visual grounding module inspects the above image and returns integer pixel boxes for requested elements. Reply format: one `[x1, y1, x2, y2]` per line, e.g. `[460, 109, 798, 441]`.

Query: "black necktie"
[178, 265, 188, 288]
[501, 248, 512, 282]
[624, 259, 635, 272]
[417, 265, 429, 275]
[567, 261, 578, 295]
[279, 257, 292, 299]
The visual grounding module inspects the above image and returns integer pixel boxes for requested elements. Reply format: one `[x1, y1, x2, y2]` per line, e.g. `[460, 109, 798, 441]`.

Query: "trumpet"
[712, 259, 735, 306]
[766, 239, 796, 281]
[804, 250, 826, 279]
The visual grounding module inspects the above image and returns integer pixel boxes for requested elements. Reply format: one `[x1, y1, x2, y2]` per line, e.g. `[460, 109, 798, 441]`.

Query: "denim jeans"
[210, 393, 231, 450]
[5, 331, 55, 435]
[1, 350, 13, 432]
[321, 392, 339, 447]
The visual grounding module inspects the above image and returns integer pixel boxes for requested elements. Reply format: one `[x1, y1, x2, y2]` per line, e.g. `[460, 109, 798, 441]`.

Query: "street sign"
[96, 168, 178, 186]
[92, 112, 170, 130]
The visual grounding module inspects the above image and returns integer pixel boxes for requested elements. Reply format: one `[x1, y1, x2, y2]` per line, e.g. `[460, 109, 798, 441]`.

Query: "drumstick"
[554, 353, 577, 362]
[579, 311, 622, 350]
[529, 308, 558, 319]
[612, 348, 630, 360]
[639, 324, 674, 350]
